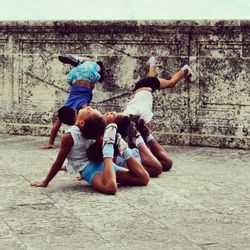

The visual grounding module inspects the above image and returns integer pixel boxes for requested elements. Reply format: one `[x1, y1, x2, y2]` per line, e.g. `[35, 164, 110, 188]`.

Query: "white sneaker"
[103, 123, 117, 147]
[181, 64, 197, 82]
[147, 56, 157, 67]
[115, 133, 128, 156]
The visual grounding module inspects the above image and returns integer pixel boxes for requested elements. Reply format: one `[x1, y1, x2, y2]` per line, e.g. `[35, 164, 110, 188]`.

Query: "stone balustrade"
[0, 20, 249, 148]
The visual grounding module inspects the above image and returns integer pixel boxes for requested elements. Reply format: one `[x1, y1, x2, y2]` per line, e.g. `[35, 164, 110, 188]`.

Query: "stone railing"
[0, 20, 249, 149]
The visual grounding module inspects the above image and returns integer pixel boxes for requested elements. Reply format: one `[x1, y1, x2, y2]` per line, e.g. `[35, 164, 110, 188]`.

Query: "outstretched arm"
[158, 65, 196, 89]
[158, 69, 186, 89]
[43, 118, 62, 149]
[32, 133, 73, 187]
[146, 56, 193, 89]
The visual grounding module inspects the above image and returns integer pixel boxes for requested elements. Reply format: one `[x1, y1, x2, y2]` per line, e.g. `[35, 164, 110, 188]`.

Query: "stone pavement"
[0, 134, 249, 250]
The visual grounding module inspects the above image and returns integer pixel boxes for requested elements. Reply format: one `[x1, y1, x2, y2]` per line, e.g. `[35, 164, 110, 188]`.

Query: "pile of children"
[31, 54, 196, 194]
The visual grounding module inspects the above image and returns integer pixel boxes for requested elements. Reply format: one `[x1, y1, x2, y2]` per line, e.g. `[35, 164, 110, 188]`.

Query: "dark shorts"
[134, 77, 160, 91]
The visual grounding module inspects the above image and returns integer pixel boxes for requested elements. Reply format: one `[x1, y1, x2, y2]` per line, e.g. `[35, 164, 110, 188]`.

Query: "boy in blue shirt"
[43, 55, 105, 149]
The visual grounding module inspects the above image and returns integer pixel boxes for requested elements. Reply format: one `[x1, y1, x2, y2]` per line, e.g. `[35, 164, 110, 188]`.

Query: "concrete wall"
[0, 20, 249, 149]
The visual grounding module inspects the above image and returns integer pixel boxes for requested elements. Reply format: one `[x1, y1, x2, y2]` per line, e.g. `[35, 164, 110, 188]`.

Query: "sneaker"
[103, 123, 117, 147]
[181, 64, 197, 82]
[129, 114, 140, 124]
[147, 56, 157, 67]
[126, 121, 140, 148]
[137, 117, 150, 141]
[58, 54, 83, 67]
[115, 133, 128, 156]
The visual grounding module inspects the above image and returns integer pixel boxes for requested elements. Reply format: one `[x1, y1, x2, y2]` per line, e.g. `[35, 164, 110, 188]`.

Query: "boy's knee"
[148, 161, 162, 177]
[103, 182, 118, 195]
[150, 167, 162, 177]
[140, 173, 150, 186]
[162, 158, 173, 171]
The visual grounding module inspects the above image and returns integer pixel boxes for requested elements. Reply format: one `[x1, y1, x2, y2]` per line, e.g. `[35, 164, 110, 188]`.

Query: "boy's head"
[103, 112, 130, 138]
[77, 106, 106, 139]
[96, 61, 105, 83]
[58, 106, 76, 125]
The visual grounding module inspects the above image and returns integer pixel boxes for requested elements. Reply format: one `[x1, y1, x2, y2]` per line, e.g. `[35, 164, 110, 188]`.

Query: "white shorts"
[123, 91, 153, 123]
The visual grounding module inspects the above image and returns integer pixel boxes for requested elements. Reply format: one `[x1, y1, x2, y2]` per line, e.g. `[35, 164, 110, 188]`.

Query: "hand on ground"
[42, 144, 56, 149]
[30, 181, 48, 187]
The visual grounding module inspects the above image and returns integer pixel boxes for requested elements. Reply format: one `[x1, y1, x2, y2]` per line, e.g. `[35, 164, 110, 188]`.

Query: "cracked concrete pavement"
[0, 134, 249, 250]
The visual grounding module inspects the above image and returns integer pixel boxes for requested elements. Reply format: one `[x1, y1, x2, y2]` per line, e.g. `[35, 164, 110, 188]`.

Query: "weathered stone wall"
[0, 20, 249, 149]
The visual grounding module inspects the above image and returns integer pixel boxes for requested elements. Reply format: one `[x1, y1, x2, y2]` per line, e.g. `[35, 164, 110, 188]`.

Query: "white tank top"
[66, 125, 95, 174]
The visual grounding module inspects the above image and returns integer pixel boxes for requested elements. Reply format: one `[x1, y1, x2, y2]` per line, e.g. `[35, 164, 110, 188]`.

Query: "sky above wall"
[0, 0, 249, 20]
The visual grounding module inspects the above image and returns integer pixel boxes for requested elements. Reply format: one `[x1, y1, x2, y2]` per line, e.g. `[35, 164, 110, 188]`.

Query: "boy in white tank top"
[31, 106, 149, 195]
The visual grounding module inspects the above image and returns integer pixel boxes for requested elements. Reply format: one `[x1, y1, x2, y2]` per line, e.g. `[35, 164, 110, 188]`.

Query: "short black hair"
[96, 61, 105, 83]
[81, 115, 106, 139]
[58, 106, 76, 125]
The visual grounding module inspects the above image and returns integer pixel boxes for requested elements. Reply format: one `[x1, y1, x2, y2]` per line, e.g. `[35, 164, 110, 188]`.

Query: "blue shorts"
[116, 148, 141, 168]
[81, 161, 119, 184]
[64, 86, 93, 111]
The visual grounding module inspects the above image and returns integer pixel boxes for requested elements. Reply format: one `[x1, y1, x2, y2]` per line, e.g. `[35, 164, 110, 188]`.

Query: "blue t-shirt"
[66, 61, 101, 85]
